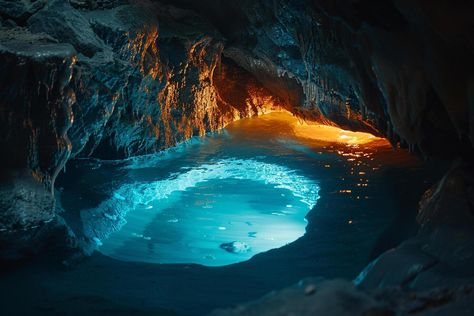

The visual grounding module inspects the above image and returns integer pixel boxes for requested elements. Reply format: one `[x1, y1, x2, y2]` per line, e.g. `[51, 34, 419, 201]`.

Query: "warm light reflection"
[259, 111, 388, 146]
[294, 123, 382, 145]
[294, 121, 385, 146]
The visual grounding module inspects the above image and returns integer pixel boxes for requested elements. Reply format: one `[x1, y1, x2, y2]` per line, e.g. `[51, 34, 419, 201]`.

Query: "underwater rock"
[220, 241, 251, 254]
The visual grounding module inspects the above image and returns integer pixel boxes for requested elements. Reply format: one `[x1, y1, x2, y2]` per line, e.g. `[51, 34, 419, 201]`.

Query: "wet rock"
[0, 27, 76, 259]
[210, 277, 474, 316]
[416, 160, 474, 269]
[354, 238, 439, 290]
[1, 1, 280, 259]
[353, 161, 474, 313]
[210, 278, 394, 316]
[220, 241, 251, 254]
[161, 0, 474, 158]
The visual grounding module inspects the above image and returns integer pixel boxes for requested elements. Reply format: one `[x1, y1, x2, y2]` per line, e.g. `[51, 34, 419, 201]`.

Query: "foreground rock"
[210, 278, 474, 316]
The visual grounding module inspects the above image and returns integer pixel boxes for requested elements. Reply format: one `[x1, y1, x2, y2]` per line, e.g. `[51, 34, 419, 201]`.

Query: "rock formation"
[0, 0, 473, 314]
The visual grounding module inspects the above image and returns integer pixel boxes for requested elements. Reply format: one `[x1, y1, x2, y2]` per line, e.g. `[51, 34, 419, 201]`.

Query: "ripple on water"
[84, 159, 319, 266]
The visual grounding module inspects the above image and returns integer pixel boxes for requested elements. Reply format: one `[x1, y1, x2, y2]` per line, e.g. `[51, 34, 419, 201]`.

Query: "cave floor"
[0, 113, 447, 315]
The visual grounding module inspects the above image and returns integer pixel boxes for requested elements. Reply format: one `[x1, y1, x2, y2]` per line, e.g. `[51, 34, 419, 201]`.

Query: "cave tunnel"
[0, 1, 474, 315]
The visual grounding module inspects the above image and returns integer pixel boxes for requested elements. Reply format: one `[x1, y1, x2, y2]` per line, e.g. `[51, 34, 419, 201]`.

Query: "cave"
[0, 1, 473, 315]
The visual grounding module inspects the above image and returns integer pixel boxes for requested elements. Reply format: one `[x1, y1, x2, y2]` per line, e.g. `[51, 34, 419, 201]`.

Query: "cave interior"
[0, 0, 473, 315]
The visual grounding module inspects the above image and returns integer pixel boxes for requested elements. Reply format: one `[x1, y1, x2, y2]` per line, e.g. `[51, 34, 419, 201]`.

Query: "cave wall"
[0, 0, 283, 258]
[161, 0, 474, 158]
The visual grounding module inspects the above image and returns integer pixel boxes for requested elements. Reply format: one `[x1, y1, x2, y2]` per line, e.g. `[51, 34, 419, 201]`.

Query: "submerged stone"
[220, 241, 251, 254]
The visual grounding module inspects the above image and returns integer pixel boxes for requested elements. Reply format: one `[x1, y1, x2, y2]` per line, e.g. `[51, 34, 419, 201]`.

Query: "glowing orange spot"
[256, 111, 388, 146]
[292, 119, 386, 145]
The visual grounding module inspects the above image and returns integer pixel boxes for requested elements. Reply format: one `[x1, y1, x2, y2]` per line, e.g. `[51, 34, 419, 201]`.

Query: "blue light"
[87, 158, 319, 266]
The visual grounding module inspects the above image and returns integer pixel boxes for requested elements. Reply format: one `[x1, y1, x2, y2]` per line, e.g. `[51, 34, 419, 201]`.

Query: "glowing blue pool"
[86, 158, 319, 266]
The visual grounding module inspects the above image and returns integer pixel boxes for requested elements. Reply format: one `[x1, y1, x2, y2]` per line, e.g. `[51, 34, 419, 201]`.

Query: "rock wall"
[0, 0, 282, 258]
[160, 0, 474, 158]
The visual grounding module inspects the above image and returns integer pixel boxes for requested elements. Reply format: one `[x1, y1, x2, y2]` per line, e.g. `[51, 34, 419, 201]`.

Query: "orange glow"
[292, 119, 385, 146]
[259, 111, 388, 146]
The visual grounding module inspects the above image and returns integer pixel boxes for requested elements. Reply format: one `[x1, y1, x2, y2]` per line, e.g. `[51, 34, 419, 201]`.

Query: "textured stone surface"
[210, 277, 474, 316]
[210, 278, 394, 316]
[181, 0, 473, 157]
[0, 0, 280, 256]
[0, 26, 76, 258]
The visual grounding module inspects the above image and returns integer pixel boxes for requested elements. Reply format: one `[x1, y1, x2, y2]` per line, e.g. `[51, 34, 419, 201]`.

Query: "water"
[58, 111, 426, 269]
[96, 159, 319, 266]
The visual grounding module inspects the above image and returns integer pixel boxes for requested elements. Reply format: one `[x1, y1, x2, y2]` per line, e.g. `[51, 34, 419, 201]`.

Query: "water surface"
[59, 111, 424, 270]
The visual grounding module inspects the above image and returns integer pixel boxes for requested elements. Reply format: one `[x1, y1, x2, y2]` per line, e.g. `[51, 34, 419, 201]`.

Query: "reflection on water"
[63, 111, 421, 267]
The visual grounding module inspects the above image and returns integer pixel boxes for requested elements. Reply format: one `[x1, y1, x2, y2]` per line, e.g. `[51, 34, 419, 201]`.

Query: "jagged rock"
[0, 0, 46, 25]
[0, 1, 283, 258]
[159, 0, 474, 157]
[210, 278, 394, 316]
[28, 0, 105, 57]
[69, 0, 127, 10]
[0, 27, 76, 259]
[353, 160, 474, 292]
[210, 273, 474, 316]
